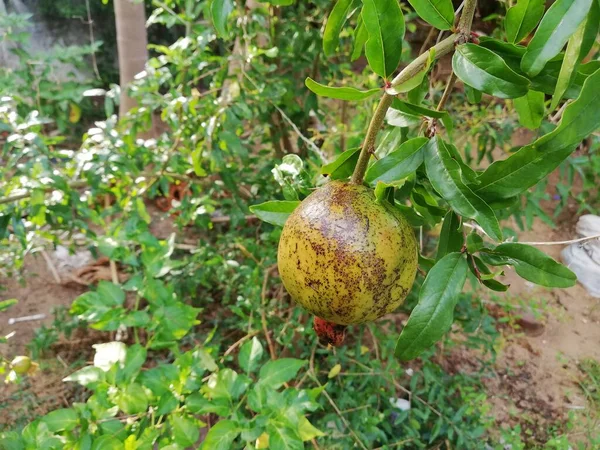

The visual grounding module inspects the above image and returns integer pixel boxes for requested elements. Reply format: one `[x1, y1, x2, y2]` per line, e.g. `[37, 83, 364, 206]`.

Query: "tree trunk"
[113, 0, 148, 116]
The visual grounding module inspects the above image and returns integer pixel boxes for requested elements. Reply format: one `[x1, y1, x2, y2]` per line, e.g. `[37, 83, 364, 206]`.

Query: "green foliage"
[406, 0, 454, 31]
[2, 0, 600, 447]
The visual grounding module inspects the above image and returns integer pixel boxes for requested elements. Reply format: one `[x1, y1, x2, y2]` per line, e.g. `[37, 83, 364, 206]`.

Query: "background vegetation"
[1, 0, 600, 449]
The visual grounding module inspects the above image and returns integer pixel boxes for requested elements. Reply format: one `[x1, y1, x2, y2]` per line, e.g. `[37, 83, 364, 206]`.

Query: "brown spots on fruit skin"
[277, 181, 418, 325]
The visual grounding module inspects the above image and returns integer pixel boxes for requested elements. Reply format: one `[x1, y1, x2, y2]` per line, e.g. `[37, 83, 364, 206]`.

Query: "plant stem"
[350, 93, 393, 185]
[457, 0, 477, 39]
[436, 72, 458, 112]
[0, 180, 89, 205]
[349, 0, 478, 185]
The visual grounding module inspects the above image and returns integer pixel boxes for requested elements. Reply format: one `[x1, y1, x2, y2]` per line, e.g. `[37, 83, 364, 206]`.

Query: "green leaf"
[465, 85, 482, 104]
[391, 99, 453, 131]
[386, 108, 422, 127]
[476, 68, 600, 200]
[258, 358, 307, 389]
[201, 420, 240, 450]
[504, 0, 545, 44]
[42, 409, 78, 432]
[117, 383, 148, 414]
[186, 394, 232, 416]
[478, 37, 596, 100]
[210, 0, 234, 39]
[117, 344, 147, 384]
[436, 211, 463, 261]
[365, 137, 428, 186]
[387, 49, 435, 95]
[407, 0, 454, 30]
[514, 90, 545, 130]
[521, 0, 593, 77]
[195, 348, 218, 372]
[0, 298, 17, 312]
[452, 44, 530, 99]
[362, 0, 405, 79]
[550, 14, 588, 110]
[298, 416, 325, 441]
[250, 201, 300, 227]
[321, 147, 361, 180]
[324, 0, 360, 57]
[97, 281, 125, 306]
[579, 0, 600, 60]
[352, 14, 369, 61]
[486, 243, 577, 288]
[267, 422, 304, 450]
[395, 253, 468, 361]
[238, 336, 264, 374]
[172, 415, 201, 448]
[424, 138, 503, 241]
[466, 232, 484, 254]
[203, 369, 250, 401]
[91, 436, 122, 450]
[469, 256, 509, 292]
[305, 77, 380, 101]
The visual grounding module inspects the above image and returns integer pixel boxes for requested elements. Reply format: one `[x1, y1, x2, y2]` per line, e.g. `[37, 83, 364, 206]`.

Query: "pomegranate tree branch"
[350, 0, 478, 185]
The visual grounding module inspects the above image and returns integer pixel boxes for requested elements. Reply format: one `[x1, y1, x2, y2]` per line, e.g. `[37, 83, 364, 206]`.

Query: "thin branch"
[84, 0, 101, 79]
[462, 222, 600, 246]
[261, 265, 277, 360]
[436, 72, 458, 112]
[350, 30, 464, 184]
[0, 180, 89, 205]
[419, 26, 437, 55]
[220, 329, 260, 362]
[40, 250, 61, 284]
[308, 372, 369, 450]
[518, 233, 600, 246]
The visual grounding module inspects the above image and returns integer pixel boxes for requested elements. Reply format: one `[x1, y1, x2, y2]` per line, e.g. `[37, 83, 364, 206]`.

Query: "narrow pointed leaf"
[305, 77, 380, 101]
[395, 252, 468, 361]
[386, 108, 422, 127]
[352, 14, 369, 61]
[321, 147, 361, 180]
[211, 0, 234, 38]
[486, 243, 577, 288]
[476, 68, 600, 200]
[392, 99, 453, 131]
[579, 0, 600, 60]
[387, 49, 435, 95]
[550, 15, 588, 110]
[479, 36, 596, 99]
[436, 211, 463, 261]
[324, 0, 361, 57]
[407, 0, 454, 30]
[249, 201, 300, 227]
[424, 138, 503, 241]
[453, 44, 530, 99]
[468, 255, 510, 292]
[365, 137, 428, 185]
[514, 90, 545, 130]
[362, 0, 405, 79]
[504, 0, 545, 44]
[521, 0, 593, 77]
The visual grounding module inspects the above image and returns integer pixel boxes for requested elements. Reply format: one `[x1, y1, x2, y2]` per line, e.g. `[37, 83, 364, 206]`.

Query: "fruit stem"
[349, 0, 478, 185]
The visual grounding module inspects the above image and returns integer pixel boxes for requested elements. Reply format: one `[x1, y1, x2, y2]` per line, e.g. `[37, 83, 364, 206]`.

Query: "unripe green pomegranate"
[10, 356, 32, 375]
[278, 181, 418, 326]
